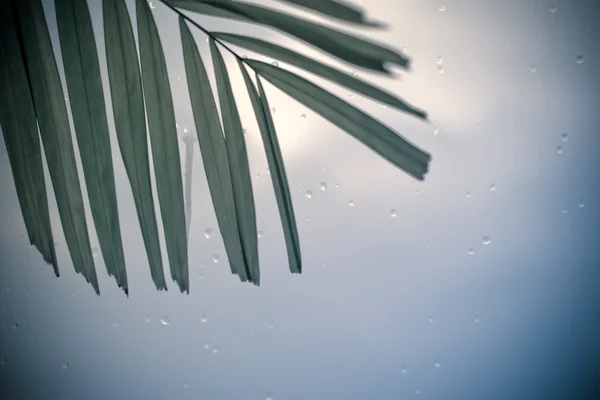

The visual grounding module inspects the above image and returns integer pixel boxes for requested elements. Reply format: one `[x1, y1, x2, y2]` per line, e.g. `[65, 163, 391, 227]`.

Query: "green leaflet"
[0, 2, 58, 277]
[275, 0, 385, 28]
[237, 62, 302, 274]
[179, 18, 249, 281]
[12, 0, 99, 293]
[136, 0, 188, 293]
[249, 60, 430, 180]
[103, 0, 167, 291]
[169, 0, 408, 73]
[214, 32, 427, 120]
[210, 39, 259, 284]
[55, 0, 128, 292]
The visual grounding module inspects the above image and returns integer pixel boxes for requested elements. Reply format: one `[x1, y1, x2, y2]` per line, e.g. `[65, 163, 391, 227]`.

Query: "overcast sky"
[1, 0, 599, 399]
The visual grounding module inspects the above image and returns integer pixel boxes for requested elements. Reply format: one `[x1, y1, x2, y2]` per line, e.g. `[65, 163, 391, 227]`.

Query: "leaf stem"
[158, 0, 254, 70]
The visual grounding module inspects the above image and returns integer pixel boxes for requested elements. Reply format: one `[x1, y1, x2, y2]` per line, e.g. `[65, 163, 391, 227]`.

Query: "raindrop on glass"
[268, 321, 275, 329]
[243, 128, 247, 135]
[301, 113, 306, 119]
[562, 206, 569, 214]
[576, 55, 585, 64]
[11, 323, 18, 330]
[529, 65, 537, 73]
[578, 199, 585, 208]
[390, 209, 397, 218]
[305, 190, 313, 199]
[335, 183, 340, 189]
[351, 70, 358, 77]
[437, 65, 445, 74]
[266, 392, 274, 400]
[212, 254, 220, 263]
[413, 206, 419, 212]
[468, 248, 475, 255]
[205, 37, 209, 43]
[436, 56, 444, 64]
[557, 145, 564, 154]
[212, 347, 219, 354]
[200, 313, 208, 323]
[204, 228, 212, 239]
[474, 315, 480, 323]
[416, 189, 421, 195]
[549, 5, 557, 13]
[271, 108, 276, 113]
[0, 358, 7, 365]
[433, 126, 440, 135]
[428, 316, 434, 323]
[145, 317, 151, 324]
[434, 358, 442, 368]
[401, 365, 408, 374]
[439, 5, 446, 11]
[482, 236, 491, 245]
[560, 133, 569, 142]
[348, 200, 355, 207]
[92, 247, 99, 258]
[159, 316, 171, 326]
[489, 183, 496, 191]
[271, 61, 279, 67]
[319, 182, 327, 191]
[61, 362, 70, 370]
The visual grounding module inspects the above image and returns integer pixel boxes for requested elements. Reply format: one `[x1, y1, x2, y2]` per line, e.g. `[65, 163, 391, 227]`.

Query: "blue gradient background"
[1, 0, 599, 399]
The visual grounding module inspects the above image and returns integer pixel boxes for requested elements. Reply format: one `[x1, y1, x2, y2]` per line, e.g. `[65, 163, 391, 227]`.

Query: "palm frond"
[0, 0, 432, 294]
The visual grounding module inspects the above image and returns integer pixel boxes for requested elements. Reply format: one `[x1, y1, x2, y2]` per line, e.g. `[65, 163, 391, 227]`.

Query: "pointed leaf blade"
[136, 0, 188, 293]
[55, 0, 128, 291]
[210, 39, 259, 284]
[179, 18, 249, 281]
[170, 0, 407, 73]
[249, 60, 430, 180]
[236, 62, 301, 273]
[13, 0, 99, 293]
[0, 2, 58, 276]
[275, 0, 385, 28]
[214, 32, 427, 120]
[103, 0, 167, 291]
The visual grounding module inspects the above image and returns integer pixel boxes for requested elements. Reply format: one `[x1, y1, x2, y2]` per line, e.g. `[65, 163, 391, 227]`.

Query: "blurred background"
[1, 0, 599, 398]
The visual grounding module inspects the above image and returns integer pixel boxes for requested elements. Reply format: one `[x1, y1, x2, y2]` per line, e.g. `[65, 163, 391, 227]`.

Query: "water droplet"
[11, 323, 18, 330]
[549, 4, 557, 13]
[562, 206, 569, 214]
[212, 254, 220, 263]
[183, 383, 189, 389]
[482, 236, 491, 245]
[433, 126, 440, 135]
[92, 247, 99, 258]
[416, 189, 421, 195]
[489, 183, 496, 191]
[243, 128, 247, 135]
[348, 200, 355, 207]
[560, 133, 569, 142]
[183, 126, 190, 134]
[204, 228, 212, 238]
[266, 392, 274, 400]
[557, 145, 564, 154]
[258, 230, 263, 238]
[437, 65, 445, 74]
[200, 313, 208, 323]
[390, 209, 397, 218]
[436, 56, 444, 64]
[335, 183, 340, 188]
[529, 65, 537, 73]
[212, 347, 219, 354]
[351, 70, 358, 77]
[578, 199, 585, 208]
[319, 182, 327, 191]
[205, 37, 209, 43]
[268, 321, 275, 329]
[61, 361, 70, 370]
[576, 55, 585, 64]
[271, 108, 276, 113]
[177, 76, 181, 81]
[159, 316, 171, 326]
[204, 344, 210, 349]
[305, 190, 313, 198]
[474, 314, 480, 323]
[256, 173, 261, 179]
[112, 323, 119, 328]
[401, 365, 408, 374]
[413, 206, 419, 212]
[198, 273, 204, 280]
[0, 358, 7, 365]
[434, 358, 442, 368]
[415, 389, 422, 395]
[145, 317, 151, 324]
[439, 5, 446, 11]
[301, 113, 306, 119]
[468, 248, 475, 255]
[428, 316, 434, 323]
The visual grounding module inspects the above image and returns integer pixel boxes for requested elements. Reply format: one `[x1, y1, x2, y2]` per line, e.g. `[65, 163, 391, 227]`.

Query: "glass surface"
[1, 0, 599, 399]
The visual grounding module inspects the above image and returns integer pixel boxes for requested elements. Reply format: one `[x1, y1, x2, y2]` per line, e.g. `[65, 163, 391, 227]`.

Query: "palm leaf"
[237, 62, 302, 274]
[247, 59, 430, 180]
[103, 0, 167, 291]
[210, 39, 259, 284]
[274, 0, 385, 28]
[0, 2, 58, 276]
[136, 0, 189, 293]
[214, 32, 427, 120]
[12, 0, 100, 293]
[168, 0, 408, 73]
[55, 0, 128, 292]
[179, 17, 249, 281]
